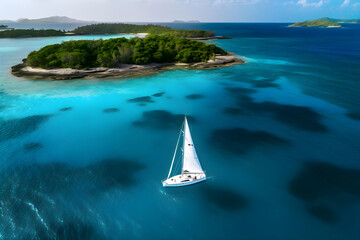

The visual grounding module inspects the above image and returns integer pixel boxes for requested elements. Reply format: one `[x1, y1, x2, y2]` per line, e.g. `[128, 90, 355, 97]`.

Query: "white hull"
[162, 173, 206, 187]
[163, 177, 206, 187]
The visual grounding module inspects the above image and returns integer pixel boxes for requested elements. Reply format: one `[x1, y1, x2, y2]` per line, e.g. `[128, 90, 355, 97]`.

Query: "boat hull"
[163, 177, 206, 187]
[162, 173, 206, 187]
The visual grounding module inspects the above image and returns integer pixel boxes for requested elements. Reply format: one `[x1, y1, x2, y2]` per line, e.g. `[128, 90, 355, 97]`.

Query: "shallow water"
[0, 23, 360, 240]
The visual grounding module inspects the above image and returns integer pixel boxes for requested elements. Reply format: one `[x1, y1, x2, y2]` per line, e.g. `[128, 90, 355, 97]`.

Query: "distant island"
[1, 16, 94, 24]
[289, 20, 342, 28]
[12, 35, 244, 80]
[317, 17, 360, 23]
[0, 24, 8, 29]
[289, 17, 360, 28]
[71, 23, 214, 38]
[0, 23, 222, 39]
[172, 20, 201, 23]
[0, 29, 65, 38]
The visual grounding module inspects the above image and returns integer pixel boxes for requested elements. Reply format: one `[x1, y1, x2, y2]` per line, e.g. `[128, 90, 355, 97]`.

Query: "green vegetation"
[289, 17, 360, 28]
[0, 25, 8, 28]
[289, 20, 342, 28]
[317, 17, 360, 23]
[0, 23, 215, 39]
[72, 23, 214, 38]
[0, 29, 65, 38]
[26, 35, 226, 69]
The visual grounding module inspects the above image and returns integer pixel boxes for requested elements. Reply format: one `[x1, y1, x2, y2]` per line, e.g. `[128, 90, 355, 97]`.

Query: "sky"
[1, 0, 359, 22]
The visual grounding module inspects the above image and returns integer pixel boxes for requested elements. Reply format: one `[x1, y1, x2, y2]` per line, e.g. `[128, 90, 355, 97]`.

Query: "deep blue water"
[0, 23, 360, 240]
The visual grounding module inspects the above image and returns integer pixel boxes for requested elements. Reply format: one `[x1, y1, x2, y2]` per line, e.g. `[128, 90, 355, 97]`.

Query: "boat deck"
[162, 173, 206, 187]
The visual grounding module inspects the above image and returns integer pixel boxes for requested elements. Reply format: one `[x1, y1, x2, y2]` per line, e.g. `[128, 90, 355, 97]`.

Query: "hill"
[172, 20, 201, 23]
[317, 17, 360, 23]
[0, 23, 215, 39]
[25, 35, 226, 69]
[72, 23, 214, 38]
[0, 29, 65, 38]
[289, 20, 342, 28]
[11, 35, 244, 80]
[17, 16, 93, 23]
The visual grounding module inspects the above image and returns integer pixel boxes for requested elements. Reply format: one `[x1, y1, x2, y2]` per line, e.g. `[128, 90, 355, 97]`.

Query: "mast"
[181, 116, 186, 174]
[167, 120, 184, 179]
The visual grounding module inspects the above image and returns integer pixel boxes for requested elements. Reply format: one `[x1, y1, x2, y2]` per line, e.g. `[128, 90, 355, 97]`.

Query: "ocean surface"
[0, 23, 360, 240]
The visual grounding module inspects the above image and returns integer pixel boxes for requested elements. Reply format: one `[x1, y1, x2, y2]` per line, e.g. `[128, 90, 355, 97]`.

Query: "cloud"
[296, 0, 325, 7]
[283, 1, 296, 5]
[353, 2, 360, 6]
[341, 0, 350, 7]
[211, 0, 260, 5]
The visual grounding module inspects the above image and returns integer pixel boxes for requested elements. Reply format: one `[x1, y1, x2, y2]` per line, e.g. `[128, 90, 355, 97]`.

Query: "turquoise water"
[1, 24, 360, 239]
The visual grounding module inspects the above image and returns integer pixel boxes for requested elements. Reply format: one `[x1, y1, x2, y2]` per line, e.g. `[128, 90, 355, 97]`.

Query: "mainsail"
[182, 117, 204, 174]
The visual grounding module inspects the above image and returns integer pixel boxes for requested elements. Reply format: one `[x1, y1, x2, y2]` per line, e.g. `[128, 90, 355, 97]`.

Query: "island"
[289, 20, 342, 28]
[12, 35, 244, 80]
[0, 29, 65, 38]
[288, 17, 360, 28]
[71, 23, 214, 38]
[316, 17, 360, 23]
[172, 20, 201, 23]
[0, 23, 223, 39]
[0, 16, 93, 24]
[17, 16, 93, 24]
[0, 24, 8, 29]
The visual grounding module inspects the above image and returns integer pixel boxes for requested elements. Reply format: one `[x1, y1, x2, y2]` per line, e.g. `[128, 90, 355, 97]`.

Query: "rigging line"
[173, 148, 182, 174]
[174, 154, 182, 174]
[167, 121, 184, 179]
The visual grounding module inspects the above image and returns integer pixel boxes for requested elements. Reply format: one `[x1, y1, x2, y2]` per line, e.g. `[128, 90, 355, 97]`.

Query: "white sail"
[182, 117, 204, 174]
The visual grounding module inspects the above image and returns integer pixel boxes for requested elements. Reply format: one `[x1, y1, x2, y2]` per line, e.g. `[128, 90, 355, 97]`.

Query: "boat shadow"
[163, 180, 249, 212]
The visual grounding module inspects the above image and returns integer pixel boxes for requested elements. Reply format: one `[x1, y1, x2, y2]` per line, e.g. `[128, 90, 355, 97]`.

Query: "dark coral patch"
[234, 95, 255, 109]
[288, 162, 360, 203]
[346, 111, 360, 121]
[306, 205, 339, 224]
[152, 92, 165, 97]
[185, 94, 204, 100]
[235, 99, 328, 132]
[224, 85, 327, 132]
[223, 107, 243, 116]
[127, 96, 154, 103]
[288, 161, 360, 223]
[210, 128, 289, 155]
[85, 159, 145, 191]
[133, 110, 194, 130]
[54, 221, 104, 240]
[23, 142, 43, 151]
[102, 108, 119, 113]
[269, 104, 328, 132]
[202, 185, 248, 211]
[225, 86, 257, 95]
[59, 107, 72, 112]
[251, 80, 279, 88]
[0, 158, 144, 239]
[0, 115, 52, 142]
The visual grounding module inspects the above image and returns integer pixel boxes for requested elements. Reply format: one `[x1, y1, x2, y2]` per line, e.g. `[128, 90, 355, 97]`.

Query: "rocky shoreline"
[190, 36, 234, 40]
[11, 54, 245, 80]
[65, 33, 232, 40]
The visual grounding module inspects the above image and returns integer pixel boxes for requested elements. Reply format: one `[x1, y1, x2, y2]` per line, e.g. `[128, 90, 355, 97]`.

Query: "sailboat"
[162, 116, 206, 187]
